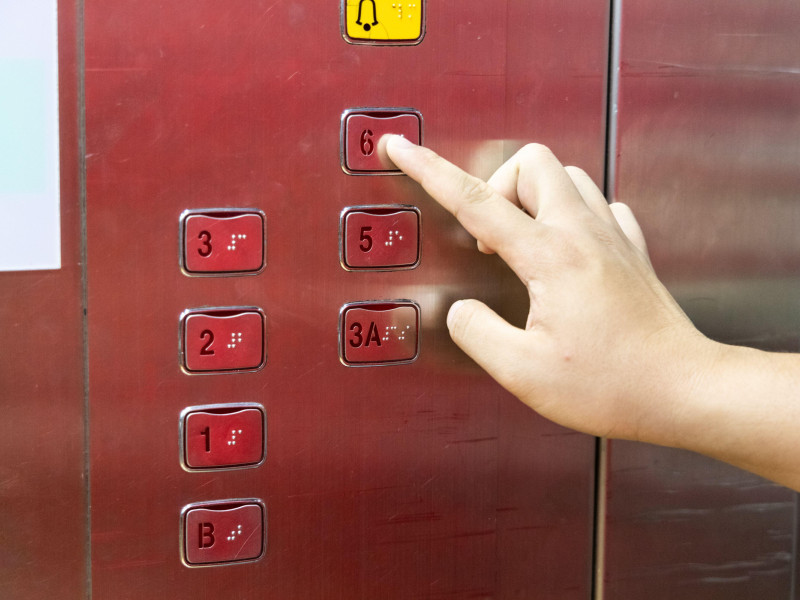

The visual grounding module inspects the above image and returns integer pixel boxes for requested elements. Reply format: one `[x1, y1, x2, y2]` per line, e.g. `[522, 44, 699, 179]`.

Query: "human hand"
[382, 135, 716, 443]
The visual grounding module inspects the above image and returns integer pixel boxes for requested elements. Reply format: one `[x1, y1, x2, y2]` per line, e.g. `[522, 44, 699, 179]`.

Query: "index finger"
[382, 135, 540, 268]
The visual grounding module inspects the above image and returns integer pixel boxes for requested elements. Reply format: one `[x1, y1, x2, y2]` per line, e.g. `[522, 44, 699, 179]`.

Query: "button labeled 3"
[181, 308, 266, 373]
[341, 108, 422, 174]
[340, 301, 420, 366]
[181, 209, 265, 276]
[182, 500, 265, 567]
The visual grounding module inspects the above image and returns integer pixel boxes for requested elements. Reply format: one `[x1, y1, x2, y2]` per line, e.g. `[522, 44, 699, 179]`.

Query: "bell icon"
[356, 0, 379, 31]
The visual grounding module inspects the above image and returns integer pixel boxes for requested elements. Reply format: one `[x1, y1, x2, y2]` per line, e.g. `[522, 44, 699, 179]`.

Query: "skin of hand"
[381, 134, 800, 490]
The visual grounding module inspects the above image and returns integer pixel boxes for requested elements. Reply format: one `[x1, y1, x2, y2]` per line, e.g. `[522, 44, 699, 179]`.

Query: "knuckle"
[518, 142, 556, 162]
[453, 176, 494, 220]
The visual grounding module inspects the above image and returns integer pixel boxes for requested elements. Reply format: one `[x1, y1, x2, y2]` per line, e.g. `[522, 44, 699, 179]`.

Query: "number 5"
[359, 226, 373, 252]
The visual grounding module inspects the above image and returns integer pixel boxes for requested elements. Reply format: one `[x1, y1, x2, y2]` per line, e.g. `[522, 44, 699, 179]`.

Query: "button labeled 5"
[341, 206, 420, 270]
[181, 308, 266, 373]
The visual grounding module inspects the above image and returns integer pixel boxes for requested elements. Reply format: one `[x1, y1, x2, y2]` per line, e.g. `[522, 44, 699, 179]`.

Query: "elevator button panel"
[181, 404, 266, 470]
[341, 206, 420, 270]
[340, 301, 420, 366]
[181, 308, 266, 373]
[341, 109, 422, 174]
[181, 500, 265, 567]
[181, 209, 266, 276]
[342, 0, 425, 45]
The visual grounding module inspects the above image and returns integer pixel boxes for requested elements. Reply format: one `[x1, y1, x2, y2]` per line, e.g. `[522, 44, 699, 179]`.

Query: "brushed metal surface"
[0, 1, 88, 597]
[84, 0, 608, 597]
[604, 1, 800, 597]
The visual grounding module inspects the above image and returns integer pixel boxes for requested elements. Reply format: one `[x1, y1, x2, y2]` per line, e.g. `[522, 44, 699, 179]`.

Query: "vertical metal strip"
[593, 1, 622, 599]
[76, 0, 91, 596]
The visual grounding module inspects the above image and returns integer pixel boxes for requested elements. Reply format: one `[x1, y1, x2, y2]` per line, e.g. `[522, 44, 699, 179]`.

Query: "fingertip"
[447, 299, 467, 332]
[382, 133, 415, 165]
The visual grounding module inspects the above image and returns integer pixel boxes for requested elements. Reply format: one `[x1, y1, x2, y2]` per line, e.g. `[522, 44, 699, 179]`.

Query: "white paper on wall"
[0, 0, 61, 271]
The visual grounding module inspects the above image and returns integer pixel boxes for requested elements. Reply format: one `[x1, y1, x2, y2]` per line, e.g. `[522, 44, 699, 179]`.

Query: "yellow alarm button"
[343, 0, 424, 43]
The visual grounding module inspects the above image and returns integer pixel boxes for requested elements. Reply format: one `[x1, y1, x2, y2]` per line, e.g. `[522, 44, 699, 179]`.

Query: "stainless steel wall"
[3, 0, 800, 598]
[0, 2, 87, 598]
[604, 0, 800, 597]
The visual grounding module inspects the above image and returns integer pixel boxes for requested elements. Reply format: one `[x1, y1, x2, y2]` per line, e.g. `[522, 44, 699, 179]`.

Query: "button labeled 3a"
[342, 0, 425, 45]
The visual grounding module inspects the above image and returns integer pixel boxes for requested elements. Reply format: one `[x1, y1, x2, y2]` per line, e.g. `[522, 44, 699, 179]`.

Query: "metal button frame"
[179, 208, 267, 277]
[179, 306, 267, 375]
[338, 300, 421, 367]
[179, 402, 267, 472]
[340, 0, 426, 46]
[339, 204, 421, 271]
[339, 107, 423, 175]
[179, 498, 267, 568]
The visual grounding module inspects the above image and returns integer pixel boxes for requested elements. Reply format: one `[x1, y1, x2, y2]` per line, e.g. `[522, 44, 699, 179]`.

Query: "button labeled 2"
[341, 206, 420, 270]
[341, 108, 422, 174]
[181, 308, 266, 373]
[181, 209, 265, 275]
[182, 500, 265, 567]
[181, 404, 266, 470]
[340, 301, 420, 366]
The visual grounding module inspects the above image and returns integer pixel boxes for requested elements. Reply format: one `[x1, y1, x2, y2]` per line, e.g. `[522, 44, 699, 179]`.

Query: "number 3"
[198, 230, 212, 257]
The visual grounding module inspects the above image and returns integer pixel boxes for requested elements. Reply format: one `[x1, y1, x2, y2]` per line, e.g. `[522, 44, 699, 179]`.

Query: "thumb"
[447, 299, 528, 391]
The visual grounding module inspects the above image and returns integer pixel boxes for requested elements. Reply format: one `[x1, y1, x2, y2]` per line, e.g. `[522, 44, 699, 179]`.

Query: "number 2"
[200, 329, 215, 355]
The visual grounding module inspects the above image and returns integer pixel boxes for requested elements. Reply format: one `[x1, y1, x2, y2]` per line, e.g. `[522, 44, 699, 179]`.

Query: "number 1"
[201, 426, 210, 452]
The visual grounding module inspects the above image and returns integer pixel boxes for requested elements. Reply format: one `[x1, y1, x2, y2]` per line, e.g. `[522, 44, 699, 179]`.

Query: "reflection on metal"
[605, 1, 800, 598]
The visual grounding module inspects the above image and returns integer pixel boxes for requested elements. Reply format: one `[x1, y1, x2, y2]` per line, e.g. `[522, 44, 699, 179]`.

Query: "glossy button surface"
[182, 309, 265, 373]
[183, 501, 265, 566]
[342, 0, 425, 44]
[182, 211, 265, 275]
[342, 207, 420, 270]
[342, 110, 421, 173]
[183, 406, 265, 470]
[340, 302, 419, 366]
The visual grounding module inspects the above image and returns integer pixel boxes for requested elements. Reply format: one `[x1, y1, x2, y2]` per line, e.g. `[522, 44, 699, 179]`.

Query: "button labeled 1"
[182, 500, 265, 567]
[341, 206, 420, 270]
[181, 308, 266, 373]
[341, 108, 422, 174]
[181, 210, 265, 275]
[182, 404, 266, 470]
[340, 301, 420, 366]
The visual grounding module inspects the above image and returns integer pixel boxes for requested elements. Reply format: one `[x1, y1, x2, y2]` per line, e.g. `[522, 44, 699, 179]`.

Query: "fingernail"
[447, 300, 465, 331]
[387, 134, 414, 151]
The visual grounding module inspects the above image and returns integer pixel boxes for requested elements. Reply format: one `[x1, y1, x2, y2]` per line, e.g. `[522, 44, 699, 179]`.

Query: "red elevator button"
[182, 210, 265, 275]
[182, 501, 265, 566]
[340, 302, 420, 366]
[181, 309, 265, 373]
[182, 405, 265, 470]
[342, 207, 420, 270]
[342, 109, 422, 174]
